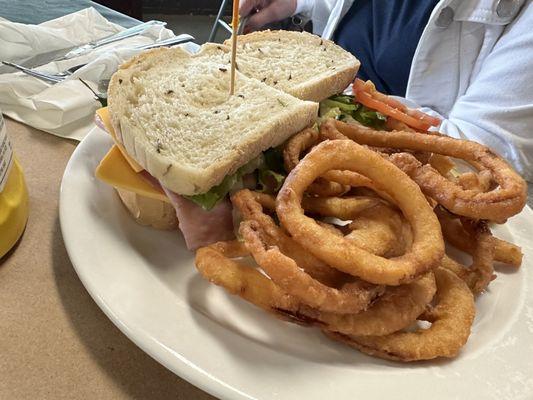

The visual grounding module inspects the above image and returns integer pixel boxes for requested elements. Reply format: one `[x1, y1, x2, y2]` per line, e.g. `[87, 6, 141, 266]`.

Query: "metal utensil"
[1, 33, 196, 84]
[137, 34, 194, 50]
[0, 61, 63, 84]
[58, 20, 167, 60]
[47, 64, 86, 78]
[238, 15, 250, 35]
[9, 20, 167, 70]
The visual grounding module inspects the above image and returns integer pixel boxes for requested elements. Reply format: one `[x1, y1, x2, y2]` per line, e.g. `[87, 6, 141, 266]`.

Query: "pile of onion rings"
[194, 82, 526, 363]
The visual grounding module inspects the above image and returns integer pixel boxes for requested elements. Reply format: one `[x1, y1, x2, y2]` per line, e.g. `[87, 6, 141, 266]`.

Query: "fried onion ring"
[283, 127, 349, 196]
[276, 139, 444, 285]
[428, 153, 455, 176]
[302, 195, 381, 220]
[303, 195, 412, 257]
[283, 126, 389, 197]
[241, 191, 408, 269]
[457, 170, 493, 193]
[247, 191, 381, 223]
[326, 119, 527, 221]
[195, 242, 437, 340]
[440, 220, 496, 295]
[344, 203, 413, 258]
[441, 253, 494, 297]
[283, 127, 320, 172]
[325, 268, 475, 361]
[307, 178, 349, 197]
[195, 241, 316, 325]
[241, 220, 385, 314]
[284, 126, 400, 204]
[436, 206, 522, 267]
[232, 190, 346, 287]
[195, 241, 383, 328]
[305, 199, 412, 258]
[455, 219, 495, 295]
[306, 272, 436, 337]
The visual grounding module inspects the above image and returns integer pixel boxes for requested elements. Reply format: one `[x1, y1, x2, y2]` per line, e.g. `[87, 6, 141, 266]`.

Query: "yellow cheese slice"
[96, 107, 144, 173]
[96, 145, 170, 203]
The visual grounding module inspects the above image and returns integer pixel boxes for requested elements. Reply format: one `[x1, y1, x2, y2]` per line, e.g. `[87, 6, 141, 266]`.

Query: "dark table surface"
[0, 0, 139, 27]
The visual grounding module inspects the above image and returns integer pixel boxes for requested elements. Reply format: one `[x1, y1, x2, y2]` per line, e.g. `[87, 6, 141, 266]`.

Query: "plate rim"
[59, 125, 533, 400]
[59, 126, 249, 400]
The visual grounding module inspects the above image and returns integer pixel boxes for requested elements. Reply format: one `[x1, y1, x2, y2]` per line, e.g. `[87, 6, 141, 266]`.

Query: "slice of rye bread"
[224, 30, 360, 102]
[107, 43, 318, 195]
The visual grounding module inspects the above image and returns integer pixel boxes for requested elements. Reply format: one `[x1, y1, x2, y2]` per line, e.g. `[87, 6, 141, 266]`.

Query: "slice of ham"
[139, 170, 163, 190]
[161, 185, 235, 250]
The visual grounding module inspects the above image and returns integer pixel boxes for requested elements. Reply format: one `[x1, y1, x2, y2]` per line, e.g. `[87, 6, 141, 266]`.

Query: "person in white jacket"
[241, 0, 533, 182]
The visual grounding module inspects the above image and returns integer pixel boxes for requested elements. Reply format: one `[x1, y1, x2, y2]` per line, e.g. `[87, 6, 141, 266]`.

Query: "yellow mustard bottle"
[0, 112, 29, 258]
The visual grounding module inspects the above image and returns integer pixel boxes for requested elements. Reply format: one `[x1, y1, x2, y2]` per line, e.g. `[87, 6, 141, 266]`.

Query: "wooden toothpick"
[229, 0, 240, 95]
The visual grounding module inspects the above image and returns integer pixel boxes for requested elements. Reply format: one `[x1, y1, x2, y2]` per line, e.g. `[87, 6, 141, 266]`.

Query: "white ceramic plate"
[60, 126, 533, 400]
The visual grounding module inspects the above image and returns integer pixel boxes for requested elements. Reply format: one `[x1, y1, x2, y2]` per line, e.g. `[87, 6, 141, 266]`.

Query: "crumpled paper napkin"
[0, 7, 191, 140]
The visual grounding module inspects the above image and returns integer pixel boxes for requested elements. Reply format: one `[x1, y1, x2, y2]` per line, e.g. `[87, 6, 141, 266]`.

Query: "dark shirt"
[334, 0, 439, 96]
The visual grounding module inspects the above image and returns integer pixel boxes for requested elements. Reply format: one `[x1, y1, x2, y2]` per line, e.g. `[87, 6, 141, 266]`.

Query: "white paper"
[0, 8, 183, 141]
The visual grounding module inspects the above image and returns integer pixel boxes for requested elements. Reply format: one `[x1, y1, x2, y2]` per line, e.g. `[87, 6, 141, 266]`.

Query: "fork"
[1, 34, 195, 84]
[0, 61, 64, 84]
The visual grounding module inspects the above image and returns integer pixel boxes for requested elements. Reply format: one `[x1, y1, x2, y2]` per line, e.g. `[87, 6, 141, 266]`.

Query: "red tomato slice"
[353, 79, 441, 131]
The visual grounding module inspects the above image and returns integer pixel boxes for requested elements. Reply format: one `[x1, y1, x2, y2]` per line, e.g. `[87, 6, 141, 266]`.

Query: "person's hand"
[240, 0, 297, 33]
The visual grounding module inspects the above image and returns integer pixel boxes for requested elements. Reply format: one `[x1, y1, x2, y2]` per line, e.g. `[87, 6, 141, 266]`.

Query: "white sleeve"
[294, 0, 315, 16]
[436, 4, 533, 182]
[301, 0, 350, 38]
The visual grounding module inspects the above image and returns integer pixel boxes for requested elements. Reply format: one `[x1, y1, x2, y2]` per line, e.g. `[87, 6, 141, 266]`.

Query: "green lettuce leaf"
[184, 147, 287, 210]
[258, 169, 285, 193]
[257, 147, 286, 194]
[352, 105, 387, 129]
[184, 172, 240, 210]
[319, 98, 359, 114]
[320, 94, 387, 130]
[262, 147, 285, 173]
[184, 154, 264, 210]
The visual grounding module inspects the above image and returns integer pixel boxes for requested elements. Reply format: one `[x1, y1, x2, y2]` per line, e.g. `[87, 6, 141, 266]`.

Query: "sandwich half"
[96, 31, 360, 249]
[224, 30, 360, 102]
